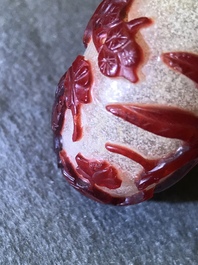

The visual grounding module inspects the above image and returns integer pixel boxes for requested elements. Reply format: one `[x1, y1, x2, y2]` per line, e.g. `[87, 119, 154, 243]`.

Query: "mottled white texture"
[62, 0, 198, 197]
[1, 0, 198, 264]
[129, 0, 198, 111]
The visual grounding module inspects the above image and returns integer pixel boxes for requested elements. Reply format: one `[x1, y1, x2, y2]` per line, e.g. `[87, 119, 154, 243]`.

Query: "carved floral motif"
[52, 0, 198, 205]
[84, 0, 152, 82]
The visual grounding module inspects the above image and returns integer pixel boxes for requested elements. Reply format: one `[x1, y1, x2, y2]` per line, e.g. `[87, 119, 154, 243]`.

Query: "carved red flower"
[84, 0, 152, 83]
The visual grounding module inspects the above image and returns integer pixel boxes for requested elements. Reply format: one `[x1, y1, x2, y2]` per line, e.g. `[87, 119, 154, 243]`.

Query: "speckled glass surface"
[0, 0, 198, 264]
[54, 0, 198, 204]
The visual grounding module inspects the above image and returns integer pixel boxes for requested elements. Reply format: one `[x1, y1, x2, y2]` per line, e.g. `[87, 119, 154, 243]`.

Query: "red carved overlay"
[76, 153, 121, 189]
[59, 149, 153, 205]
[106, 103, 198, 189]
[52, 0, 198, 205]
[162, 52, 198, 84]
[52, 55, 93, 142]
[83, 0, 152, 83]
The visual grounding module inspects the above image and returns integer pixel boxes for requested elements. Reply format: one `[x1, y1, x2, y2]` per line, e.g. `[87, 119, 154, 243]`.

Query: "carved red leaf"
[106, 103, 198, 143]
[51, 73, 67, 135]
[162, 52, 198, 84]
[106, 103, 198, 189]
[51, 55, 92, 142]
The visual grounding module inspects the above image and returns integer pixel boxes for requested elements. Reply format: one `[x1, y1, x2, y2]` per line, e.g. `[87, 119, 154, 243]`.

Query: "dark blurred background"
[0, 0, 197, 264]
